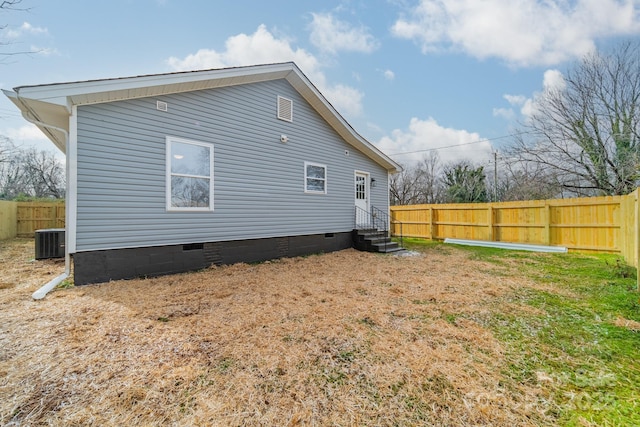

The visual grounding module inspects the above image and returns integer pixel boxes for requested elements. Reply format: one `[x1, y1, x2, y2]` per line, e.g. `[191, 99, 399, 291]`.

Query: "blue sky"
[1, 0, 639, 168]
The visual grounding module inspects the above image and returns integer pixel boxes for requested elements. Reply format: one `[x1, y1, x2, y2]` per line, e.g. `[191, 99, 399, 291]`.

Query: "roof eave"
[284, 68, 401, 173]
[14, 63, 295, 107]
[3, 89, 67, 152]
[5, 62, 401, 172]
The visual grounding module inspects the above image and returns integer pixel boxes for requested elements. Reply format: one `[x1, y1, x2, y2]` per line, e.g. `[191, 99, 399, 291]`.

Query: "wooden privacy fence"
[16, 201, 65, 237]
[0, 201, 18, 240]
[390, 189, 640, 270]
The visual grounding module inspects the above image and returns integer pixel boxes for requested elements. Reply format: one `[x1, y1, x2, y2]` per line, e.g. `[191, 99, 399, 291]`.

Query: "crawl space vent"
[277, 96, 293, 122]
[156, 100, 168, 112]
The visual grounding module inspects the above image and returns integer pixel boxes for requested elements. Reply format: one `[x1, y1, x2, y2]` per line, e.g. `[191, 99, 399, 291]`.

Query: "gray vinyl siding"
[75, 79, 388, 251]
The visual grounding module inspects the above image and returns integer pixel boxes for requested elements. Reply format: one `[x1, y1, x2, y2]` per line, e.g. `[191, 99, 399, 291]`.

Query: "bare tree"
[390, 164, 424, 205]
[20, 147, 65, 198]
[509, 41, 640, 196]
[0, 135, 14, 162]
[414, 153, 445, 204]
[0, 137, 23, 198]
[390, 153, 445, 205]
[0, 0, 24, 11]
[0, 142, 64, 199]
[498, 160, 562, 201]
[1, 0, 34, 61]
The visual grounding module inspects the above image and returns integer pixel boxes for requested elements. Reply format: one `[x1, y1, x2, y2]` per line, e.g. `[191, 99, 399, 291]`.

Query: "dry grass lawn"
[0, 238, 555, 426]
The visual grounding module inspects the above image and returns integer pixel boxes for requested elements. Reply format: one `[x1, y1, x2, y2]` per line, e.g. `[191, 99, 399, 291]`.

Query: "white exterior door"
[355, 171, 369, 214]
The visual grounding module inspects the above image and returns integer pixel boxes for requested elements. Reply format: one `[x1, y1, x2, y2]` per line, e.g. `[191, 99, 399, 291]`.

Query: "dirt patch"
[614, 316, 640, 332]
[0, 238, 553, 426]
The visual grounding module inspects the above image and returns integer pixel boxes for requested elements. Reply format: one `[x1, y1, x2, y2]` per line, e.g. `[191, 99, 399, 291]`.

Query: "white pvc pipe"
[32, 273, 69, 300]
[16, 92, 72, 300]
[444, 238, 568, 253]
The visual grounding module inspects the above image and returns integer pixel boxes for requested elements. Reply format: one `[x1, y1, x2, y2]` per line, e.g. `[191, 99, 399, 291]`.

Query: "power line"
[388, 131, 531, 157]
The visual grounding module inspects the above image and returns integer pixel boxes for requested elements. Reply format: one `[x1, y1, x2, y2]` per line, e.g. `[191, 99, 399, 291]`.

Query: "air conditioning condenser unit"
[35, 228, 65, 259]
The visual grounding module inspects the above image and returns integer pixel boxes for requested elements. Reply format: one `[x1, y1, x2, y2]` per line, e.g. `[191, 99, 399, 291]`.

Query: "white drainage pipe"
[444, 238, 568, 253]
[32, 273, 69, 300]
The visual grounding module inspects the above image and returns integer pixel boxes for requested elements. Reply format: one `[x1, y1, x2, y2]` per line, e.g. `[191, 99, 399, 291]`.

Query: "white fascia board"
[2, 89, 17, 100]
[13, 63, 294, 107]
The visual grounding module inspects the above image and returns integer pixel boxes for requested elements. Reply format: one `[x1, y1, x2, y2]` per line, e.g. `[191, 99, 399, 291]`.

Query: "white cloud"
[166, 25, 364, 117]
[376, 117, 493, 165]
[20, 22, 48, 35]
[322, 84, 364, 117]
[3, 124, 61, 155]
[391, 0, 640, 66]
[504, 94, 527, 106]
[366, 121, 384, 134]
[383, 69, 395, 80]
[492, 107, 515, 120]
[5, 29, 20, 39]
[167, 48, 224, 70]
[522, 69, 566, 118]
[495, 69, 566, 120]
[1, 124, 64, 162]
[542, 69, 566, 91]
[494, 94, 526, 120]
[5, 21, 48, 39]
[167, 25, 319, 71]
[30, 45, 59, 56]
[520, 98, 537, 119]
[309, 13, 378, 54]
[5, 124, 50, 143]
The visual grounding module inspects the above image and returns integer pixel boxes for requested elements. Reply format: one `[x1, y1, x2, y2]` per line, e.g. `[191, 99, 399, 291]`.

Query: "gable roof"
[3, 62, 400, 172]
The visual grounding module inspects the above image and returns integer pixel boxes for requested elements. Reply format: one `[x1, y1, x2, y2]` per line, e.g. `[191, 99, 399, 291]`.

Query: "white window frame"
[304, 161, 327, 195]
[166, 136, 214, 212]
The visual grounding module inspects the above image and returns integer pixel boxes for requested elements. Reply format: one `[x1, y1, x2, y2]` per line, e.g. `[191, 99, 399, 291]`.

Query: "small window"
[166, 136, 214, 211]
[277, 96, 293, 122]
[304, 161, 327, 194]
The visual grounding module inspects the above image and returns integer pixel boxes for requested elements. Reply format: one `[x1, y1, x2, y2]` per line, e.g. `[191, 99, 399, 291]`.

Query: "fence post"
[488, 205, 494, 241]
[635, 188, 640, 292]
[544, 202, 551, 246]
[428, 207, 433, 239]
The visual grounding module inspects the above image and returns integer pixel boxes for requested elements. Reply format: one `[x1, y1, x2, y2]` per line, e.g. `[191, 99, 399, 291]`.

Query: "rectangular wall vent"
[157, 100, 168, 112]
[183, 243, 204, 251]
[277, 96, 293, 122]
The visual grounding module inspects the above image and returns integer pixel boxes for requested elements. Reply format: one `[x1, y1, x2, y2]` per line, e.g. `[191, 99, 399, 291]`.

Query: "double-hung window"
[304, 161, 327, 194]
[166, 136, 214, 211]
